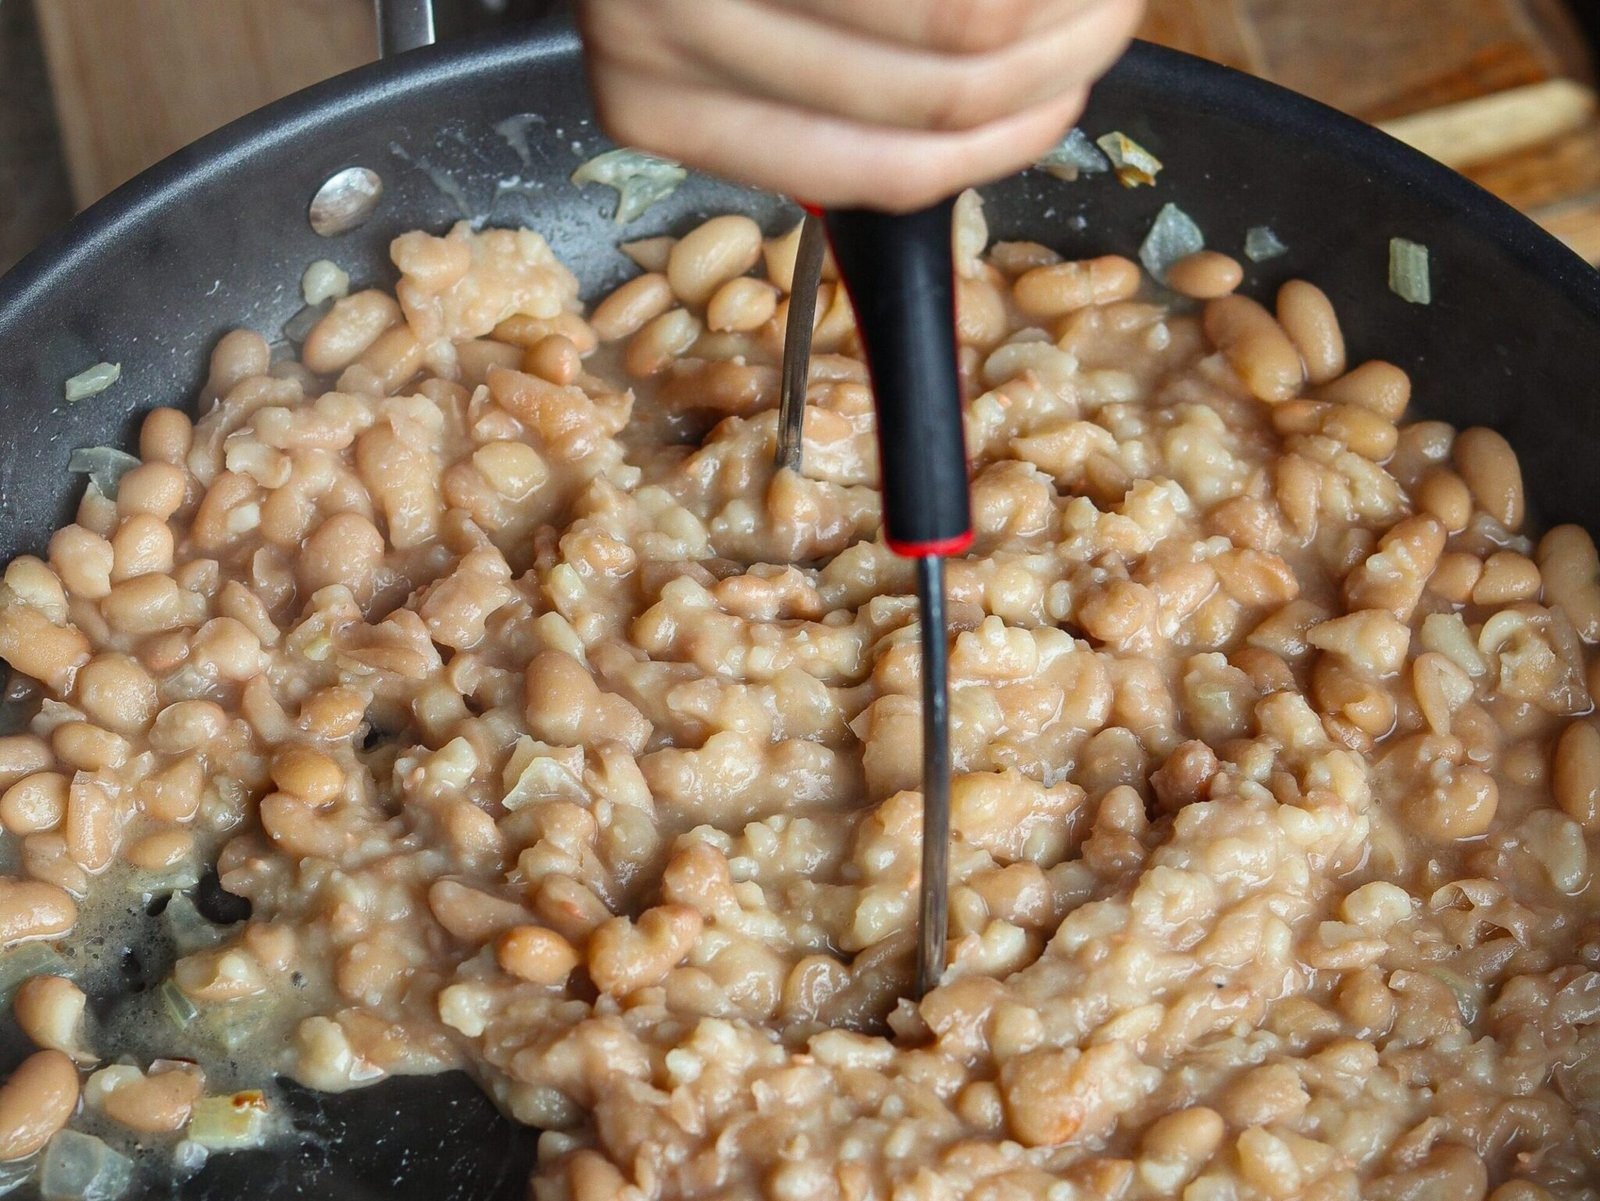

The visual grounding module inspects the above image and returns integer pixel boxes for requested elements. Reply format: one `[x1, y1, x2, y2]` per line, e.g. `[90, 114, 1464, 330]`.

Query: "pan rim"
[1, 21, 1596, 339]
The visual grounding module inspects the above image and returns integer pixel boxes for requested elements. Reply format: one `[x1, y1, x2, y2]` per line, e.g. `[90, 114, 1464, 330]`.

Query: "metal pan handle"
[375, 0, 437, 57]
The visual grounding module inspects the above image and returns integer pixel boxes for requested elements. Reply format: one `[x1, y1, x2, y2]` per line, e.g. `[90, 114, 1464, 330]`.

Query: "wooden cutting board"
[33, 0, 1600, 263]
[1140, 0, 1600, 261]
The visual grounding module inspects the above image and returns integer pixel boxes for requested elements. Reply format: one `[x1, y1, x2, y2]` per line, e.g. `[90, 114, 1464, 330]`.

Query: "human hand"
[576, 0, 1146, 212]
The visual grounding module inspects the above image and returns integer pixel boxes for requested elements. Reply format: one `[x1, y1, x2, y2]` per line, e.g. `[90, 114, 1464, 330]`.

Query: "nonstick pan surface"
[1, 8, 1599, 1198]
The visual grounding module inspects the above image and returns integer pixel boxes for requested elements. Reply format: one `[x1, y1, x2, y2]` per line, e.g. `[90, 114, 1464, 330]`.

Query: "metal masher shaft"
[774, 212, 828, 472]
[914, 554, 951, 999]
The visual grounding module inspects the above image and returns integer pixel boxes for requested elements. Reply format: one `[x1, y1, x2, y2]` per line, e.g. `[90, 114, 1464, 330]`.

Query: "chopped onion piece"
[301, 259, 350, 306]
[1095, 132, 1162, 187]
[64, 362, 121, 403]
[39, 1130, 133, 1201]
[67, 447, 141, 502]
[161, 977, 200, 1030]
[187, 1091, 270, 1151]
[571, 148, 687, 225]
[163, 894, 229, 957]
[1035, 128, 1110, 181]
[0, 942, 66, 999]
[0, 1156, 33, 1197]
[1245, 226, 1288, 262]
[1390, 237, 1432, 304]
[1140, 204, 1205, 283]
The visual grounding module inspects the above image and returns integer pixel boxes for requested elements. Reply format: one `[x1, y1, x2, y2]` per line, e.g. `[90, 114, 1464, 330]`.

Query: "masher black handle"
[819, 201, 973, 558]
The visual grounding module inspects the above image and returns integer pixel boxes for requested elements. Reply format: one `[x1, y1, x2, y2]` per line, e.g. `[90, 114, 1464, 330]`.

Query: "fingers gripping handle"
[818, 201, 974, 559]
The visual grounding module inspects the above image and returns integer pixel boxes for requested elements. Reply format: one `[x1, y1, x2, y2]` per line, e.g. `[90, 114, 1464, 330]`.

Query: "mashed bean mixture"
[1, 194, 1599, 1200]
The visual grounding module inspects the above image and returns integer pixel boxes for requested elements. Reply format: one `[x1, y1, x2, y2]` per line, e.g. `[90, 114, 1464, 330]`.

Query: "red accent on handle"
[886, 530, 975, 560]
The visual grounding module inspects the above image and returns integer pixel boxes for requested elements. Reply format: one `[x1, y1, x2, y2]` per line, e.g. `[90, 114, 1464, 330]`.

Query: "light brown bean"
[0, 737, 51, 792]
[1013, 256, 1140, 318]
[621, 236, 674, 273]
[491, 312, 598, 356]
[1166, 251, 1242, 300]
[74, 653, 157, 735]
[272, 746, 345, 806]
[1404, 765, 1498, 840]
[0, 879, 76, 945]
[299, 511, 385, 600]
[625, 309, 703, 378]
[190, 616, 265, 681]
[139, 408, 193, 465]
[762, 223, 804, 292]
[13, 975, 87, 1061]
[1416, 469, 1473, 533]
[391, 229, 472, 291]
[0, 603, 90, 693]
[126, 828, 194, 873]
[136, 756, 204, 824]
[1428, 552, 1483, 605]
[116, 462, 187, 522]
[455, 340, 523, 388]
[50, 723, 128, 774]
[299, 686, 368, 740]
[590, 273, 674, 342]
[1276, 280, 1346, 384]
[302, 290, 402, 374]
[98, 1064, 205, 1134]
[706, 277, 779, 334]
[667, 215, 764, 308]
[206, 330, 270, 396]
[1553, 721, 1600, 830]
[1539, 525, 1600, 641]
[955, 277, 1008, 350]
[100, 573, 183, 635]
[350, 324, 424, 395]
[1453, 426, 1524, 530]
[523, 334, 582, 385]
[149, 701, 228, 755]
[0, 1049, 78, 1160]
[1316, 361, 1410, 421]
[1322, 404, 1397, 461]
[1203, 295, 1305, 403]
[49, 526, 114, 601]
[63, 775, 129, 873]
[497, 925, 580, 985]
[427, 880, 532, 944]
[0, 772, 67, 836]
[587, 905, 702, 997]
[1472, 552, 1541, 606]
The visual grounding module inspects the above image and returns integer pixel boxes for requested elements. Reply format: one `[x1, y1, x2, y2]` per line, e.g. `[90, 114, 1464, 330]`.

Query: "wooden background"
[31, 0, 1600, 264]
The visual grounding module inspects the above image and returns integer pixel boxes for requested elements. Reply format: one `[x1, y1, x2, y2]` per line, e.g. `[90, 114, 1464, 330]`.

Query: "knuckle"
[925, 0, 1034, 54]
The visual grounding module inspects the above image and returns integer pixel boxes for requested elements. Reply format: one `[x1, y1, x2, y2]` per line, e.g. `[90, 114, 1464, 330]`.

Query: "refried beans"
[0, 193, 1596, 1200]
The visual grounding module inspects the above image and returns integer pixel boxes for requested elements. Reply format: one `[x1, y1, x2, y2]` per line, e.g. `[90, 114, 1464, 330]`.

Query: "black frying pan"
[1, 6, 1599, 1198]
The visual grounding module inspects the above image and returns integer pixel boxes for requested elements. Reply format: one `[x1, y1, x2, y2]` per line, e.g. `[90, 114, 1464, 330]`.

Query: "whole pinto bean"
[589, 273, 674, 342]
[13, 975, 89, 1061]
[1539, 525, 1600, 642]
[1315, 361, 1411, 421]
[1453, 426, 1524, 530]
[1553, 721, 1600, 830]
[1013, 256, 1140, 318]
[666, 215, 763, 308]
[1276, 280, 1346, 384]
[302, 290, 402, 375]
[1203, 295, 1305, 403]
[1166, 251, 1243, 300]
[0, 878, 77, 945]
[0, 1049, 78, 1160]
